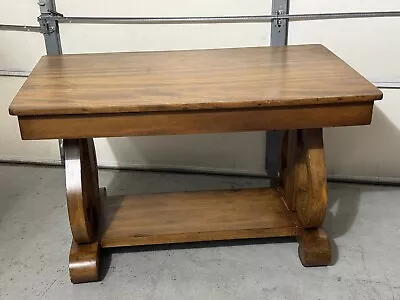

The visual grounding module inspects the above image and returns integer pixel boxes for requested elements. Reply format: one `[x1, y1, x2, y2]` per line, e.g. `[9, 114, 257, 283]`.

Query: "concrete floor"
[0, 164, 400, 299]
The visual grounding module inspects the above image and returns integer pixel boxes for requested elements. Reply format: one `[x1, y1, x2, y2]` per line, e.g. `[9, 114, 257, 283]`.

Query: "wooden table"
[9, 44, 382, 284]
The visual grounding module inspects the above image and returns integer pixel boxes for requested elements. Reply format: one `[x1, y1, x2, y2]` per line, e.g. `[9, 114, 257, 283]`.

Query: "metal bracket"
[275, 9, 284, 28]
[37, 0, 63, 55]
[37, 2, 64, 35]
[271, 0, 289, 46]
[37, 0, 64, 164]
[266, 0, 290, 179]
[38, 17, 55, 34]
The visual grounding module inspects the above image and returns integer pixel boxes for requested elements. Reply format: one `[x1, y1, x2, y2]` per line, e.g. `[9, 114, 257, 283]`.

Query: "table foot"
[297, 228, 331, 267]
[69, 241, 100, 284]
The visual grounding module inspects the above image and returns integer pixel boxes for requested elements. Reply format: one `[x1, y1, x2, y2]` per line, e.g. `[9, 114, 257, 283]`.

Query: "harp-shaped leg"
[64, 138, 103, 283]
[280, 129, 332, 266]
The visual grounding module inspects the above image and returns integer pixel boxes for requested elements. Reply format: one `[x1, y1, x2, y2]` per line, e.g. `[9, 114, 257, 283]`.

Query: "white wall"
[289, 0, 400, 179]
[1, 0, 400, 180]
[0, 77, 59, 163]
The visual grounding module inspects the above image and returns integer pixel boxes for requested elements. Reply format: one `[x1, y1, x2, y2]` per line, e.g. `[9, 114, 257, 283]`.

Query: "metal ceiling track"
[0, 24, 41, 32]
[38, 11, 400, 25]
[2, 11, 400, 31]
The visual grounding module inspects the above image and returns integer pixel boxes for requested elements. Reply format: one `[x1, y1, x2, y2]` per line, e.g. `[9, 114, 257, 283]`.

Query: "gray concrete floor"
[0, 164, 400, 299]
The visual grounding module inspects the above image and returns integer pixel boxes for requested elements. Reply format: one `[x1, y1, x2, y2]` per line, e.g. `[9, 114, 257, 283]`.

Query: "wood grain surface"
[297, 228, 332, 267]
[100, 188, 297, 248]
[9, 44, 382, 116]
[281, 130, 300, 211]
[69, 241, 100, 284]
[281, 129, 329, 229]
[64, 138, 100, 243]
[18, 102, 373, 140]
[297, 129, 328, 228]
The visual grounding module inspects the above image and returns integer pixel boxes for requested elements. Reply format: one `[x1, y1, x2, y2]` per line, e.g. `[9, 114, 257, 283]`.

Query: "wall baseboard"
[1, 158, 400, 186]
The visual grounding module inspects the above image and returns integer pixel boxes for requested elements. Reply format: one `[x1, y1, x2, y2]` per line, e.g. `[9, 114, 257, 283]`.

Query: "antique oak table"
[9, 44, 382, 283]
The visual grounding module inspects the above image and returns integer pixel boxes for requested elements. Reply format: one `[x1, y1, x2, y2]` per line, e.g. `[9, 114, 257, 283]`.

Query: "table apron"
[18, 102, 373, 140]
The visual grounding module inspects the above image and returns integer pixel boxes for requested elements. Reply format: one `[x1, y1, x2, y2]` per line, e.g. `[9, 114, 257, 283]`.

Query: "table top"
[9, 44, 382, 117]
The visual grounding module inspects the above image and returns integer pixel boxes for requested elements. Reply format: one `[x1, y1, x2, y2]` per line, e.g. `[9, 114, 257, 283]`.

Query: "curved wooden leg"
[281, 129, 331, 266]
[296, 128, 328, 228]
[64, 138, 100, 243]
[280, 130, 298, 210]
[69, 241, 100, 284]
[69, 187, 107, 284]
[64, 138, 105, 283]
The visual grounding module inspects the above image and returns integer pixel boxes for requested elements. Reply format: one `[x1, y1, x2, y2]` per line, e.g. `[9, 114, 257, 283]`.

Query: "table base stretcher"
[66, 128, 331, 283]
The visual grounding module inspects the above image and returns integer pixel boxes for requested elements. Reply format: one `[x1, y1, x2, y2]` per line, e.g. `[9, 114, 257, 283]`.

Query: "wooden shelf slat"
[100, 188, 297, 248]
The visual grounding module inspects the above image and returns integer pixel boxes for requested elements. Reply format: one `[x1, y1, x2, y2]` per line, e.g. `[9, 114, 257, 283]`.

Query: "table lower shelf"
[99, 187, 297, 248]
